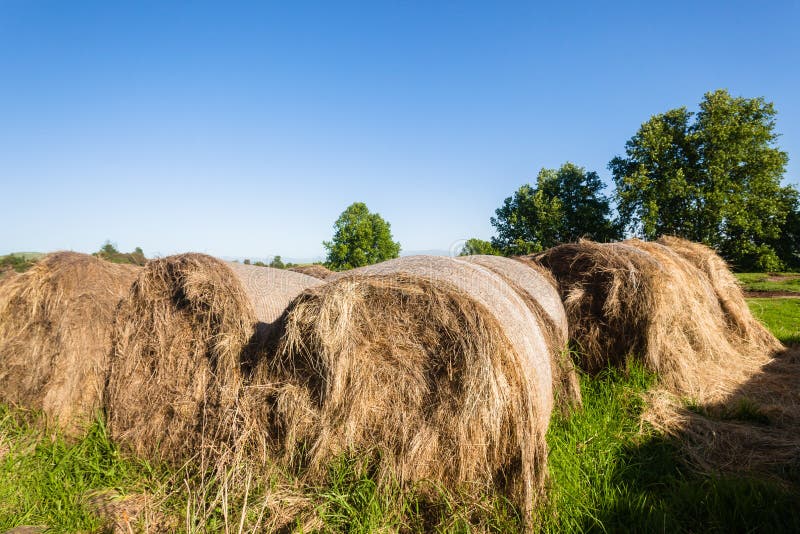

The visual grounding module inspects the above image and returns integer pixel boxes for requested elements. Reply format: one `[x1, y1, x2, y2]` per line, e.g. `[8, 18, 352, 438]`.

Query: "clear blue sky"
[2, 1, 798, 260]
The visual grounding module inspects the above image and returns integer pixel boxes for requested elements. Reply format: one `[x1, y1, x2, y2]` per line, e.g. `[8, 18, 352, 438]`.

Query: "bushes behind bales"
[0, 252, 139, 435]
[288, 264, 334, 280]
[105, 254, 321, 463]
[249, 255, 565, 524]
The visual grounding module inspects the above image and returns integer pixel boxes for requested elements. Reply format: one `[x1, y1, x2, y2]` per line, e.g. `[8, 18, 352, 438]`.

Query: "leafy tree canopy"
[323, 202, 401, 270]
[490, 162, 621, 255]
[610, 89, 795, 270]
[269, 255, 285, 269]
[458, 238, 501, 256]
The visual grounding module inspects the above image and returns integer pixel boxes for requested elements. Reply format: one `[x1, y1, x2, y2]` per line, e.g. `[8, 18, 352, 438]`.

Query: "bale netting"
[460, 254, 581, 409]
[249, 255, 557, 524]
[532, 239, 774, 400]
[287, 264, 334, 280]
[655, 235, 782, 355]
[105, 254, 322, 463]
[0, 252, 139, 434]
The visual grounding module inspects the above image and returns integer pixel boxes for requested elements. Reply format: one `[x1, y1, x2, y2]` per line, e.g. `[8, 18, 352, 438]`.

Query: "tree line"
[469, 89, 799, 271]
[62, 90, 799, 273]
[325, 90, 798, 271]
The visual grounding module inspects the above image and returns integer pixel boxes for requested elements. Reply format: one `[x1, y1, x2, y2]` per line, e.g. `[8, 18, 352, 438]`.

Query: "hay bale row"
[0, 252, 139, 434]
[532, 237, 781, 400]
[105, 254, 322, 462]
[250, 254, 574, 521]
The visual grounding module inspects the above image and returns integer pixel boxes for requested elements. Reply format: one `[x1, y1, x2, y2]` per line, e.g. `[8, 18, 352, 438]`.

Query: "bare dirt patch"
[744, 291, 800, 298]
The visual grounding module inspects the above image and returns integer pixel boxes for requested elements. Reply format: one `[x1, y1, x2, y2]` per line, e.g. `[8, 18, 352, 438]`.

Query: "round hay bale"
[251, 256, 556, 523]
[0, 252, 139, 434]
[533, 239, 768, 399]
[287, 264, 334, 280]
[105, 254, 321, 462]
[459, 254, 581, 409]
[655, 235, 782, 354]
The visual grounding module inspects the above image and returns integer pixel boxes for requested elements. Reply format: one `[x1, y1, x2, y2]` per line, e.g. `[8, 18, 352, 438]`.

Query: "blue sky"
[2, 1, 798, 260]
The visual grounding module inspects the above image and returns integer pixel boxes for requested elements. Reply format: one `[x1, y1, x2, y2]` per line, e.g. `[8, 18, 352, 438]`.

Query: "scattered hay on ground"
[0, 252, 139, 435]
[642, 346, 800, 477]
[288, 264, 334, 280]
[86, 490, 175, 534]
[105, 254, 321, 463]
[249, 255, 559, 526]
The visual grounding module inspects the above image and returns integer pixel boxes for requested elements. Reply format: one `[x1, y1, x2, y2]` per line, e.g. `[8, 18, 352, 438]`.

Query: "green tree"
[610, 89, 794, 270]
[99, 241, 119, 257]
[490, 163, 621, 255]
[323, 202, 401, 270]
[269, 255, 285, 269]
[770, 188, 800, 270]
[458, 238, 501, 256]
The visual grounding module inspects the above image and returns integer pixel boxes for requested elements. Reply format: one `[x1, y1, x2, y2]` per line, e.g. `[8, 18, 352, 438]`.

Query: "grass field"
[747, 297, 800, 345]
[736, 272, 800, 294]
[0, 299, 798, 532]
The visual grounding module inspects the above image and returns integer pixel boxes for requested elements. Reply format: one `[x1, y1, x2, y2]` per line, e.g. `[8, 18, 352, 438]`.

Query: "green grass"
[736, 272, 800, 293]
[747, 297, 800, 345]
[542, 365, 800, 533]
[2, 311, 800, 531]
[0, 408, 163, 532]
[4, 368, 798, 532]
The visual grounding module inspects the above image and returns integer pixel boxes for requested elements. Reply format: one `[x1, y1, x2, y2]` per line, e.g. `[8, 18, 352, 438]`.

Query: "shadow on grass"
[545, 364, 800, 533]
[588, 435, 800, 533]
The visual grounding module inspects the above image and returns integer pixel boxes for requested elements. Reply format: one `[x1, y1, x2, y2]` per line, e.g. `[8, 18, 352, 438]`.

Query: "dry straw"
[642, 347, 800, 476]
[460, 254, 581, 409]
[105, 254, 321, 463]
[655, 236, 782, 355]
[534, 237, 797, 477]
[532, 238, 781, 400]
[0, 252, 139, 435]
[249, 255, 567, 524]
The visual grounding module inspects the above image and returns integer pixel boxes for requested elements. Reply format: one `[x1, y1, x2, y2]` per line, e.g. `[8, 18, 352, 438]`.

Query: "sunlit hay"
[288, 264, 334, 280]
[533, 239, 775, 400]
[105, 254, 321, 463]
[656, 235, 782, 355]
[250, 255, 557, 526]
[0, 252, 139, 435]
[460, 254, 581, 410]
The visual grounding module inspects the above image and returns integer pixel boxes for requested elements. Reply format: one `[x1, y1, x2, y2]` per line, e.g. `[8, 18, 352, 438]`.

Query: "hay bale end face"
[252, 255, 560, 522]
[0, 252, 139, 434]
[655, 236, 782, 354]
[105, 254, 321, 462]
[460, 254, 581, 409]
